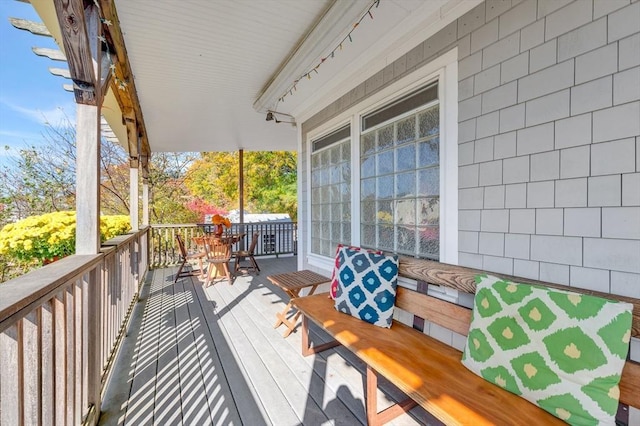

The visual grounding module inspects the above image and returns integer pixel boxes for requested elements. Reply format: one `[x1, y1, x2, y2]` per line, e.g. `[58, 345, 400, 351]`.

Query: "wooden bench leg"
[366, 366, 417, 426]
[301, 315, 340, 357]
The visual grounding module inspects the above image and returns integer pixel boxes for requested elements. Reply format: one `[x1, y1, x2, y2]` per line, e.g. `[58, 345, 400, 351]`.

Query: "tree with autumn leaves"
[185, 151, 297, 221]
[1, 117, 297, 227]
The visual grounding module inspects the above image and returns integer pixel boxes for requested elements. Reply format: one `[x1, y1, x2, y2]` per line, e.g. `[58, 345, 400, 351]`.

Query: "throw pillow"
[462, 274, 633, 425]
[330, 245, 382, 299]
[333, 246, 399, 328]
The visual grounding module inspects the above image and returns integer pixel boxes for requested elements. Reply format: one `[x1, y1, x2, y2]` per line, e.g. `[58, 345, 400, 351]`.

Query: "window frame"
[305, 48, 458, 271]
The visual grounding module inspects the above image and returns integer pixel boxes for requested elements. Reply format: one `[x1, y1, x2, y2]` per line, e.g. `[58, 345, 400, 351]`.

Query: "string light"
[91, 0, 128, 92]
[276, 0, 380, 104]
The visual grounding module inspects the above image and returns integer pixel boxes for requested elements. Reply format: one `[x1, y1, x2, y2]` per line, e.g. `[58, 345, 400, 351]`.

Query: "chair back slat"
[248, 232, 260, 254]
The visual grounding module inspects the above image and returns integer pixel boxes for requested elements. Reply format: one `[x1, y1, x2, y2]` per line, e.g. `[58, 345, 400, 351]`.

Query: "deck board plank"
[212, 276, 347, 425]
[99, 256, 433, 426]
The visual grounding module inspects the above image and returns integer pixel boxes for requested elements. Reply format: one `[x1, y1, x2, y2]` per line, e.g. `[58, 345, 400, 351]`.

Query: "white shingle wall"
[300, 0, 640, 364]
[456, 0, 640, 298]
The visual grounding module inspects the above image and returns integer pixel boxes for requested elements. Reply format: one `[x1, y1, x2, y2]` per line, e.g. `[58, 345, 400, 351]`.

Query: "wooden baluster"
[41, 301, 55, 424]
[0, 324, 20, 425]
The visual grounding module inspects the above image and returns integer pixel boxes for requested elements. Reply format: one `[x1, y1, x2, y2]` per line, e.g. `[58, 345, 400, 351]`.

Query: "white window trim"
[305, 48, 458, 272]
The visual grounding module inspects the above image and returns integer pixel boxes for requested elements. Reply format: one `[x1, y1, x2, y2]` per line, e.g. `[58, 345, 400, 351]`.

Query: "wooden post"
[75, 103, 101, 255]
[142, 180, 149, 226]
[129, 160, 139, 232]
[238, 149, 245, 248]
[85, 267, 102, 425]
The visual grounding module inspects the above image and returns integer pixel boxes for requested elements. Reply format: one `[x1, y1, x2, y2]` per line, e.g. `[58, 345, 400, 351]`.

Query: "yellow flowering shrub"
[0, 211, 130, 264]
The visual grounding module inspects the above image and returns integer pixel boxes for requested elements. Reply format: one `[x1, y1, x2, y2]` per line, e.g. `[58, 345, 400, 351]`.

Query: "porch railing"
[0, 227, 149, 425]
[149, 222, 297, 268]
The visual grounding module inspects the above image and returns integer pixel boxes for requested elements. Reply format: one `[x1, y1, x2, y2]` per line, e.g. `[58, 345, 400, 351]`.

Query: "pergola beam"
[32, 47, 66, 61]
[9, 17, 51, 37]
[49, 66, 71, 78]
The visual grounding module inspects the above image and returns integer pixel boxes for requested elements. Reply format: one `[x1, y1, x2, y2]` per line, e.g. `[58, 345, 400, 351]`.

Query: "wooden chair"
[174, 234, 206, 283]
[234, 232, 261, 274]
[202, 236, 233, 286]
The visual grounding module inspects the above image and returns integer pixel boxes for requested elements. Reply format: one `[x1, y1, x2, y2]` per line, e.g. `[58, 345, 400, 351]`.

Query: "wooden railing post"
[86, 266, 102, 425]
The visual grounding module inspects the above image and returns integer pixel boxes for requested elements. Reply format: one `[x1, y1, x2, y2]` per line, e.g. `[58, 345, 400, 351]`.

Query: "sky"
[0, 1, 76, 161]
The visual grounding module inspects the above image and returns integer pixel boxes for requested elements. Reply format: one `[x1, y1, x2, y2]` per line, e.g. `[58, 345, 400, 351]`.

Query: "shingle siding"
[300, 0, 639, 305]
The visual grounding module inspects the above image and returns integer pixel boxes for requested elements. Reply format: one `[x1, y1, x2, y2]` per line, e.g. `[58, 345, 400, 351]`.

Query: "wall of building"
[302, 0, 640, 298]
[300, 5, 639, 417]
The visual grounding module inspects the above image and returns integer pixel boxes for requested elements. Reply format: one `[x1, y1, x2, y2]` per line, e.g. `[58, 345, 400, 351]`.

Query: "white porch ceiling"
[113, 0, 337, 152]
[30, 0, 478, 154]
[113, 0, 476, 154]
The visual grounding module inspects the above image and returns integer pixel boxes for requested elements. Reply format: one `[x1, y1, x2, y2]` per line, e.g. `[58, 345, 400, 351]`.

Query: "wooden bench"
[293, 258, 640, 425]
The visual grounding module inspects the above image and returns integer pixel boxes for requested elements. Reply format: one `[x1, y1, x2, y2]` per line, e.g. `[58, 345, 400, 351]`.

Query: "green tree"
[185, 151, 297, 220]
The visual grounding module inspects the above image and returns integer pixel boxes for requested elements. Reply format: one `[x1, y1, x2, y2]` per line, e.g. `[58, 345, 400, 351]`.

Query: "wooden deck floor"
[99, 256, 435, 426]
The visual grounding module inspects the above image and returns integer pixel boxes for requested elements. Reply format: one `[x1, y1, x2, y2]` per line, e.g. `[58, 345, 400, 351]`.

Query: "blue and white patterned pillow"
[333, 247, 399, 328]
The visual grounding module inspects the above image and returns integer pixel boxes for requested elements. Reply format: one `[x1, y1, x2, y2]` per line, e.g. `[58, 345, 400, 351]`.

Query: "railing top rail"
[0, 254, 103, 332]
[102, 231, 141, 247]
[150, 224, 200, 229]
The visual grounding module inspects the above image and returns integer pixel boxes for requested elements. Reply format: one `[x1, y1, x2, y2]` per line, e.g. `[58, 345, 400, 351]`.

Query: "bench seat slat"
[295, 294, 565, 425]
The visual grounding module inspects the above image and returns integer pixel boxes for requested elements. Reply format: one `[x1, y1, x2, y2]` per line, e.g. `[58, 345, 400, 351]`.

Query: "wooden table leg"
[273, 285, 319, 337]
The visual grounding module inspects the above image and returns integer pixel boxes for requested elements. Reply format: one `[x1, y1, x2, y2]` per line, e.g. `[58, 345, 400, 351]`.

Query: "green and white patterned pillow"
[461, 274, 633, 425]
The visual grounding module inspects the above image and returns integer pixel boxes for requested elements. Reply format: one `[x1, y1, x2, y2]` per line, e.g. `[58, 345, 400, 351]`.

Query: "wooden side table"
[268, 270, 330, 337]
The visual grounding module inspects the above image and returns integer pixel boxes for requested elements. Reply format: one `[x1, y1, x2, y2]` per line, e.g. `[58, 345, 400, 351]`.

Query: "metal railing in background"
[149, 222, 297, 268]
[0, 227, 149, 426]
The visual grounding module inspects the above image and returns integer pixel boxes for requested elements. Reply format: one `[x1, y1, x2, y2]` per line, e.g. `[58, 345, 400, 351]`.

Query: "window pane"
[377, 176, 393, 199]
[419, 105, 439, 138]
[361, 224, 376, 246]
[311, 134, 351, 256]
[418, 197, 439, 225]
[418, 167, 439, 196]
[377, 200, 393, 224]
[419, 226, 439, 259]
[396, 116, 416, 145]
[397, 226, 416, 253]
[377, 225, 394, 250]
[361, 155, 375, 179]
[361, 201, 376, 223]
[418, 138, 439, 167]
[395, 198, 416, 225]
[397, 145, 415, 171]
[396, 172, 415, 198]
[378, 124, 394, 150]
[360, 84, 440, 259]
[377, 151, 394, 175]
[362, 132, 376, 156]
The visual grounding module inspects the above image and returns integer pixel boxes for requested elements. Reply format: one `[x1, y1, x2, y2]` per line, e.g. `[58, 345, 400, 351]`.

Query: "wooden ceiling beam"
[9, 17, 51, 37]
[98, 0, 150, 157]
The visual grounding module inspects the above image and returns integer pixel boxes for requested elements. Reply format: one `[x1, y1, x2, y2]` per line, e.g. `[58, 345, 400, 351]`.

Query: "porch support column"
[53, 1, 106, 422]
[239, 149, 245, 248]
[141, 155, 149, 226]
[124, 113, 140, 231]
[129, 158, 139, 231]
[76, 104, 101, 254]
[53, 0, 106, 255]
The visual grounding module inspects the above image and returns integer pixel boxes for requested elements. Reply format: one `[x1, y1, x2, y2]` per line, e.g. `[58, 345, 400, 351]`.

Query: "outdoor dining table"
[193, 234, 243, 284]
[268, 270, 331, 337]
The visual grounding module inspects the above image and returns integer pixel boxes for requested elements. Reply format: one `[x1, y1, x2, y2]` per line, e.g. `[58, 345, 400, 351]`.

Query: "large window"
[310, 125, 351, 256]
[360, 83, 441, 259]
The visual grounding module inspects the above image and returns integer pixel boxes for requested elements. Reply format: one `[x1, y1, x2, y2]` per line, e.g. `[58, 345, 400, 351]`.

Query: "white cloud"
[0, 98, 76, 126]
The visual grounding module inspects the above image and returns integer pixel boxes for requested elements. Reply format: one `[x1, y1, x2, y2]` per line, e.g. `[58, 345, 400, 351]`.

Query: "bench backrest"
[394, 257, 640, 410]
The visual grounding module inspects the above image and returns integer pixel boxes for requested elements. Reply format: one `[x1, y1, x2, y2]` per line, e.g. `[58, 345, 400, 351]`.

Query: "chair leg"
[175, 260, 186, 283]
[197, 258, 204, 277]
[250, 255, 260, 272]
[223, 262, 232, 285]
